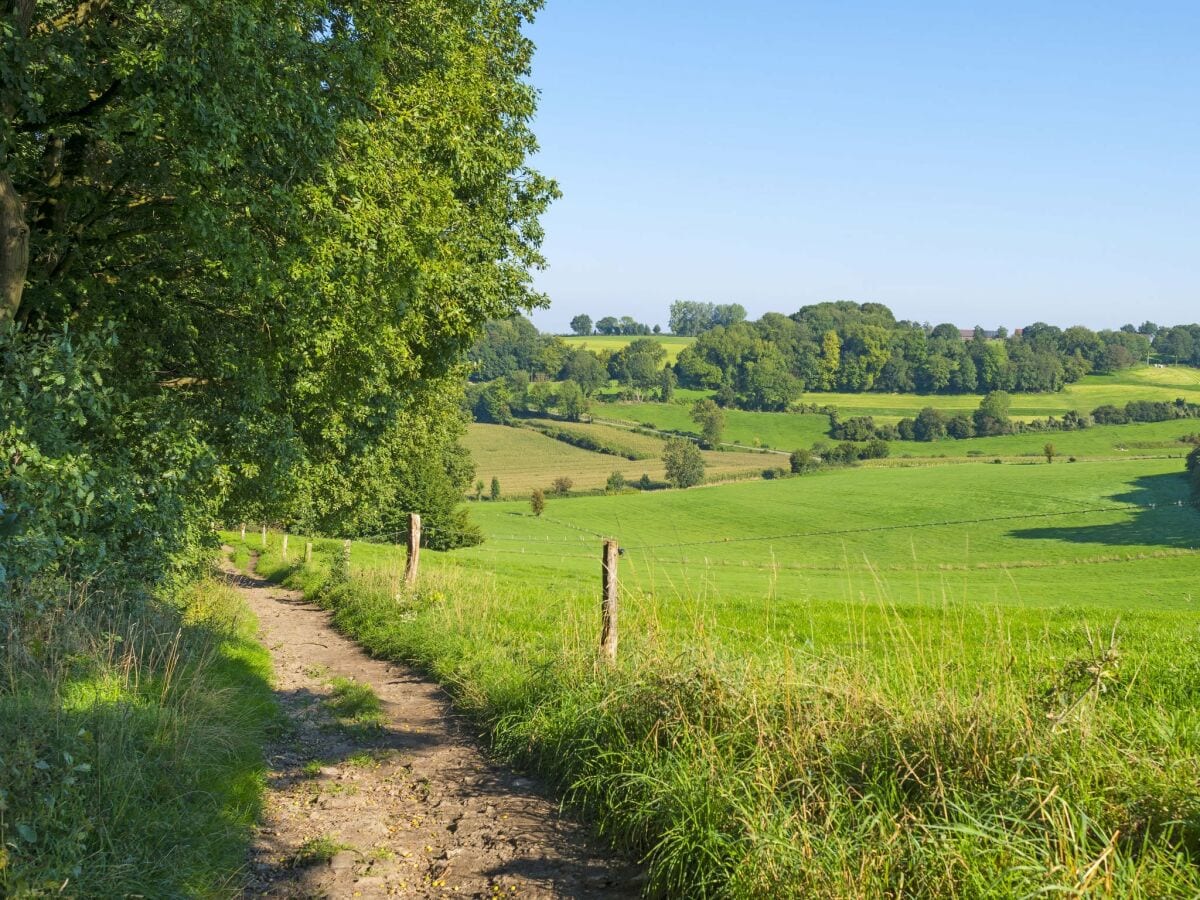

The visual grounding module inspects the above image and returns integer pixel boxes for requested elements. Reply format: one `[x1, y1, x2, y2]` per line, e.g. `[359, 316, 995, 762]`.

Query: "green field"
[797, 365, 1200, 423]
[592, 399, 1198, 461]
[562, 333, 695, 363]
[454, 456, 1199, 612]
[462, 422, 771, 496]
[234, 451, 1200, 896]
[593, 401, 831, 451]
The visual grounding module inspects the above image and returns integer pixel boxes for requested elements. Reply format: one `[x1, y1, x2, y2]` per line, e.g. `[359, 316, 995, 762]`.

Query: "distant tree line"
[668, 301, 748, 336]
[674, 302, 1188, 411]
[831, 392, 1200, 444]
[469, 306, 1200, 421]
[569, 313, 660, 336]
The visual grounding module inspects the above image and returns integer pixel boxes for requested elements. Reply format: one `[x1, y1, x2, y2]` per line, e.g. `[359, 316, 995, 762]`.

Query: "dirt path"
[223, 555, 642, 898]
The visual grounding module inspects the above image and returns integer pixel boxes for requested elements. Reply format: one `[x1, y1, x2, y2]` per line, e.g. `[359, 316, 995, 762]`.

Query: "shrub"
[606, 471, 626, 493]
[790, 448, 818, 474]
[529, 489, 545, 516]
[552, 476, 573, 496]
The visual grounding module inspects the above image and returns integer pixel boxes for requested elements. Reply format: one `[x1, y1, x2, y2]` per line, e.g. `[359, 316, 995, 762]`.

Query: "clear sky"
[522, 1, 1199, 334]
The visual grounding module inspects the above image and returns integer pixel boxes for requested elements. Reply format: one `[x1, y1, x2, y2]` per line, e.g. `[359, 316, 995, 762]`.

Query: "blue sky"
[522, 2, 1199, 333]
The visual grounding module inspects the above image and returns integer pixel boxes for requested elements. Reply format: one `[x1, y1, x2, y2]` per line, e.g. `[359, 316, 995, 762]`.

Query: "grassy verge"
[0, 571, 276, 896]
[231, 531, 1200, 897]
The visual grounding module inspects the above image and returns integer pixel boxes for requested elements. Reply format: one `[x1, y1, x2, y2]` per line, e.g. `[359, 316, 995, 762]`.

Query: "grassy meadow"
[563, 333, 695, 364]
[463, 422, 773, 496]
[793, 365, 1200, 423]
[228, 445, 1200, 897]
[0, 576, 276, 896]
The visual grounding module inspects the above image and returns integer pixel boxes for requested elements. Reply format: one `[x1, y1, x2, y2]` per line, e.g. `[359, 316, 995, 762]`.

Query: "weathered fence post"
[281, 533, 289, 561]
[305, 542, 313, 564]
[240, 523, 246, 541]
[261, 524, 267, 547]
[405, 513, 422, 587]
[342, 540, 352, 575]
[600, 539, 619, 665]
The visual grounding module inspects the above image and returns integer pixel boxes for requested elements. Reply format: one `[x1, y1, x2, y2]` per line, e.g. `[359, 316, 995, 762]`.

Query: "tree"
[690, 399, 725, 448]
[475, 481, 485, 501]
[2, 1, 557, 581]
[670, 300, 716, 336]
[595, 316, 620, 335]
[914, 407, 948, 442]
[1044, 443, 1056, 464]
[790, 448, 818, 474]
[660, 367, 677, 403]
[662, 437, 705, 488]
[606, 471, 626, 493]
[974, 391, 1012, 436]
[560, 348, 607, 396]
[610, 338, 667, 399]
[530, 489, 545, 516]
[490, 477, 502, 502]
[818, 331, 841, 390]
[551, 476, 573, 495]
[557, 380, 589, 421]
[570, 314, 593, 336]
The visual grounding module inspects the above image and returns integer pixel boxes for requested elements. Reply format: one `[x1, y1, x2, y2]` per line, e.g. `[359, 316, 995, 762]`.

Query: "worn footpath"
[223, 555, 642, 898]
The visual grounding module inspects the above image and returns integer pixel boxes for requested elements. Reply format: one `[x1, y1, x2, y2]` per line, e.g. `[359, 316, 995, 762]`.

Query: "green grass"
[323, 676, 386, 734]
[0, 573, 277, 896]
[562, 333, 695, 364]
[797, 365, 1200, 423]
[291, 834, 351, 868]
[598, 399, 1197, 464]
[225, 452, 1200, 896]
[463, 422, 774, 496]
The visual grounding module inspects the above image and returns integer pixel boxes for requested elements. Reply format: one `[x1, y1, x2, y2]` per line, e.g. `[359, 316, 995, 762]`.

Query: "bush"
[530, 489, 545, 516]
[790, 448, 818, 474]
[1, 327, 218, 589]
[552, 476, 573, 496]
[861, 438, 891, 460]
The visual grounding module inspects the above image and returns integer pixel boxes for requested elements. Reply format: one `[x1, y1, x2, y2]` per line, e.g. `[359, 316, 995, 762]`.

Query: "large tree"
[2, 1, 556, 581]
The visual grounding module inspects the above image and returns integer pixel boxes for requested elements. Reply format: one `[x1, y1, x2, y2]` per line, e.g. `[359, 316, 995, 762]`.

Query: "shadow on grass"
[1011, 472, 1200, 549]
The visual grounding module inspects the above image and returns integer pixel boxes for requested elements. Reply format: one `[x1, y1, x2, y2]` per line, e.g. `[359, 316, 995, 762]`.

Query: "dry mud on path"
[222, 554, 642, 899]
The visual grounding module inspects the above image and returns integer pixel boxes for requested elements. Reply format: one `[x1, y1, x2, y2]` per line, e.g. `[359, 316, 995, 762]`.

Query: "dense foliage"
[669, 300, 747, 336]
[675, 303, 1181, 408]
[2, 1, 555, 585]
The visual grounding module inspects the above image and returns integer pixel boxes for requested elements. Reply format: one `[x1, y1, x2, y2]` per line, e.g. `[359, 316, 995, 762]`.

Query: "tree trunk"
[0, 170, 29, 324]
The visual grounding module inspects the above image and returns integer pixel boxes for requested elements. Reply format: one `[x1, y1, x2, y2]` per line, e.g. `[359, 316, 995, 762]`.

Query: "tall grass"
[242, 533, 1200, 897]
[0, 573, 276, 896]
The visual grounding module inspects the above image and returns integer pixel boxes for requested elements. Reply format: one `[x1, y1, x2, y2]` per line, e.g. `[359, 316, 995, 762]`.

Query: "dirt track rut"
[224, 556, 641, 898]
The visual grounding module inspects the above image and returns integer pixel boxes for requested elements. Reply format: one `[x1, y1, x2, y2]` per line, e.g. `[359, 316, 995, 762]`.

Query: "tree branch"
[33, 0, 111, 35]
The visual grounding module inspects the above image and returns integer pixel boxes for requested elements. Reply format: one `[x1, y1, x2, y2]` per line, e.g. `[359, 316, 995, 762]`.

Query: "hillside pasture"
[462, 423, 770, 496]
[798, 365, 1200, 423]
[562, 333, 694, 364]
[238, 452, 1200, 896]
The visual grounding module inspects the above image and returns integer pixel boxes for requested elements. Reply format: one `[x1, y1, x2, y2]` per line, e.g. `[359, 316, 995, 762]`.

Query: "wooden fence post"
[261, 524, 267, 547]
[240, 523, 246, 541]
[342, 540, 352, 575]
[281, 534, 289, 561]
[305, 542, 313, 564]
[600, 539, 619, 665]
[405, 513, 422, 587]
